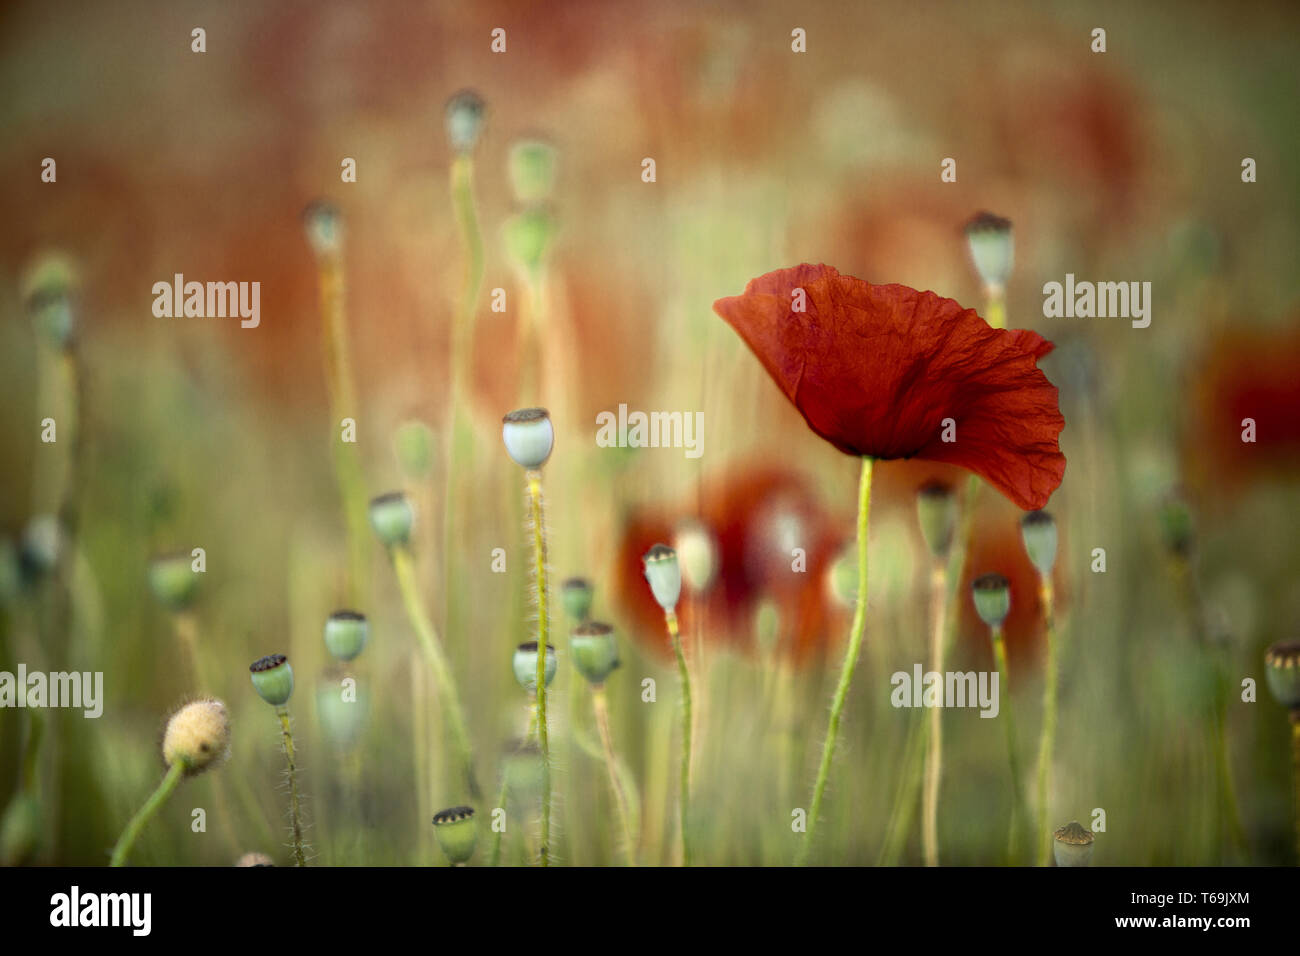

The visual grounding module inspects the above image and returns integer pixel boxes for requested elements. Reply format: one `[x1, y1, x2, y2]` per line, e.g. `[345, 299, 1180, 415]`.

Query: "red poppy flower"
[712, 264, 1065, 510]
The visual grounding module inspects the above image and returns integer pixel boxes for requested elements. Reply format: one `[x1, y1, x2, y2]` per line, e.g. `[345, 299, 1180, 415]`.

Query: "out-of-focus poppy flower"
[712, 264, 1066, 510]
[614, 467, 843, 662]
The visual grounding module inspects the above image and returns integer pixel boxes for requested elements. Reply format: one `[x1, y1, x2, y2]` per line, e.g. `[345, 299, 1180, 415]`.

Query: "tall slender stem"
[593, 685, 637, 865]
[277, 706, 307, 867]
[526, 472, 551, 866]
[665, 610, 692, 866]
[799, 455, 874, 865]
[1290, 713, 1300, 863]
[392, 544, 478, 799]
[1034, 577, 1059, 866]
[991, 625, 1027, 863]
[110, 760, 185, 867]
[921, 563, 948, 866]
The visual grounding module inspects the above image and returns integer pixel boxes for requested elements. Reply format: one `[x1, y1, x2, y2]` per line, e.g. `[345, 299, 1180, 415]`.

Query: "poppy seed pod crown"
[249, 654, 294, 707]
[642, 544, 682, 612]
[972, 573, 1011, 629]
[502, 407, 554, 469]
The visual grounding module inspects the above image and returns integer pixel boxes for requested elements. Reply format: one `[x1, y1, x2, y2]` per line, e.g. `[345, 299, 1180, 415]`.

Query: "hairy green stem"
[277, 706, 307, 866]
[664, 609, 692, 866]
[593, 685, 637, 865]
[799, 455, 873, 865]
[526, 472, 552, 866]
[1034, 578, 1059, 866]
[109, 760, 184, 867]
[392, 544, 479, 800]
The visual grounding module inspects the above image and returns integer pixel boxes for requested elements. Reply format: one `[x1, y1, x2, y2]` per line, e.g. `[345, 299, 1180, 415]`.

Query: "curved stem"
[593, 685, 637, 865]
[922, 563, 948, 866]
[277, 706, 307, 867]
[991, 626, 1026, 863]
[799, 455, 874, 865]
[1034, 577, 1058, 866]
[109, 760, 184, 867]
[526, 472, 551, 866]
[392, 544, 479, 800]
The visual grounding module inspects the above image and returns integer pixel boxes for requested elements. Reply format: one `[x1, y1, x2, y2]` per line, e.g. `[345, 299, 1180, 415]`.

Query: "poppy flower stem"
[990, 625, 1028, 863]
[526, 471, 552, 866]
[799, 455, 874, 866]
[109, 760, 185, 867]
[1034, 577, 1058, 866]
[276, 706, 308, 867]
[1291, 712, 1300, 862]
[985, 289, 1007, 331]
[921, 563, 948, 866]
[592, 685, 638, 865]
[664, 609, 692, 866]
[391, 543, 479, 800]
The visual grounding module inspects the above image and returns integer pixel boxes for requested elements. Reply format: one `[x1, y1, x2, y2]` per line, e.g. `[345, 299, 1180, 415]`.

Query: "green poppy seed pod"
[561, 577, 594, 623]
[1158, 495, 1194, 558]
[570, 622, 620, 685]
[512, 642, 557, 692]
[1052, 821, 1095, 867]
[1020, 510, 1058, 576]
[508, 138, 559, 204]
[249, 654, 295, 707]
[235, 852, 275, 867]
[369, 491, 415, 547]
[972, 573, 1011, 629]
[315, 672, 367, 749]
[302, 199, 343, 257]
[445, 88, 485, 153]
[393, 419, 436, 480]
[0, 791, 41, 865]
[964, 211, 1014, 293]
[162, 698, 232, 775]
[916, 482, 957, 560]
[642, 544, 682, 612]
[432, 806, 477, 864]
[501, 408, 554, 469]
[502, 206, 558, 278]
[22, 253, 79, 352]
[674, 520, 719, 594]
[1264, 641, 1300, 711]
[502, 739, 543, 800]
[20, 514, 62, 579]
[323, 610, 368, 662]
[148, 550, 198, 612]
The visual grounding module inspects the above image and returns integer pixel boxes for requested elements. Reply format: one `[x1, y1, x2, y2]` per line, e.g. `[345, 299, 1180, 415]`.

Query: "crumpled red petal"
[712, 264, 1065, 510]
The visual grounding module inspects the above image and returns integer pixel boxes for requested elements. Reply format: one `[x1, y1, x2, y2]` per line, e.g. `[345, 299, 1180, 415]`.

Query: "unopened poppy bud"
[674, 520, 719, 593]
[1052, 821, 1095, 867]
[1158, 496, 1194, 558]
[323, 610, 368, 662]
[432, 806, 477, 864]
[20, 515, 62, 579]
[369, 491, 415, 547]
[502, 206, 558, 279]
[570, 622, 619, 685]
[235, 851, 274, 867]
[916, 482, 957, 559]
[249, 654, 295, 707]
[148, 550, 198, 612]
[302, 200, 343, 257]
[22, 254, 78, 351]
[972, 573, 1011, 628]
[444, 89, 485, 153]
[1020, 510, 1058, 576]
[393, 419, 436, 480]
[1264, 641, 1300, 711]
[501, 408, 554, 469]
[561, 577, 594, 623]
[964, 211, 1014, 293]
[508, 138, 559, 204]
[162, 698, 232, 775]
[642, 544, 681, 612]
[512, 641, 557, 692]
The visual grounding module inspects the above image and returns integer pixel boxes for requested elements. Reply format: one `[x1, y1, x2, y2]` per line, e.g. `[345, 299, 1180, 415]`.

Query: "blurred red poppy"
[713, 264, 1065, 510]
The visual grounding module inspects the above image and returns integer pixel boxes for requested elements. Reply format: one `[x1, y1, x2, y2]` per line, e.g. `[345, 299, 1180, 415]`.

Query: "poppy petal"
[713, 263, 1065, 510]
